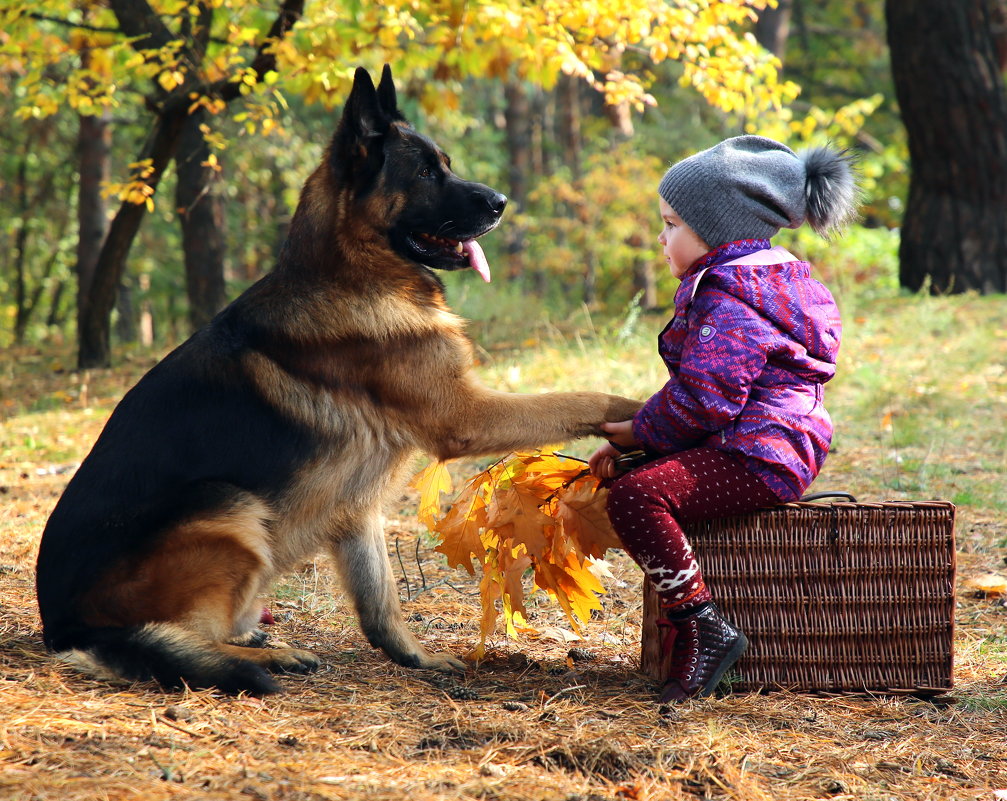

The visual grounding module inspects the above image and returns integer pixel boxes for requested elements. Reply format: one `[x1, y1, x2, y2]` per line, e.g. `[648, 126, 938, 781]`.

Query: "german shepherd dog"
[36, 66, 641, 695]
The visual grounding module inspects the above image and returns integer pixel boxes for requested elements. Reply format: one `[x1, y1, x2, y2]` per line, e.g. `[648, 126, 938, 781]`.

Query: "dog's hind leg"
[78, 489, 318, 691]
[331, 511, 466, 673]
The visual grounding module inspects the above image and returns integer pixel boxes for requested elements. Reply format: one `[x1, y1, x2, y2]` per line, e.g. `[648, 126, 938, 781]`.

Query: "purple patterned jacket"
[632, 239, 842, 501]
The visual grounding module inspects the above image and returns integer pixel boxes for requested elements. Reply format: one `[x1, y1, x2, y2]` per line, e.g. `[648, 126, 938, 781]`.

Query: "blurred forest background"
[2, 9, 1006, 798]
[1, 0, 1005, 366]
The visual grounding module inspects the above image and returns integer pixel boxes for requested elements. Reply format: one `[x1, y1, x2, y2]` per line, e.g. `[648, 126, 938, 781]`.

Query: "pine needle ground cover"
[1, 291, 1005, 801]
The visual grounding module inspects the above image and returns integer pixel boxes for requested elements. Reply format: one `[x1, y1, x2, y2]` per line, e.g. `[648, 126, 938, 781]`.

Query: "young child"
[588, 135, 857, 703]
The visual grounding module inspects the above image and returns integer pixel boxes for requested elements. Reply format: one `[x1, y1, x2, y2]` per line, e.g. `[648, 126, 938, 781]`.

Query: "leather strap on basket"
[799, 491, 857, 503]
[794, 491, 856, 545]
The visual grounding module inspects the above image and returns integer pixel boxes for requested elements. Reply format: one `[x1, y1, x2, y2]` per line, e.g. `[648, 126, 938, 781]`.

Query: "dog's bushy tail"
[61, 623, 281, 695]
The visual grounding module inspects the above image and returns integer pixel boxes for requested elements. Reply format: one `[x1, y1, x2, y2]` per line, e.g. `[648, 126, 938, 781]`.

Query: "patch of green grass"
[959, 639, 1007, 711]
[959, 693, 1007, 713]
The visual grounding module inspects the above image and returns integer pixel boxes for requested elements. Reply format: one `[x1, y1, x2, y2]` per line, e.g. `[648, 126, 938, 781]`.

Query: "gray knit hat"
[658, 135, 858, 249]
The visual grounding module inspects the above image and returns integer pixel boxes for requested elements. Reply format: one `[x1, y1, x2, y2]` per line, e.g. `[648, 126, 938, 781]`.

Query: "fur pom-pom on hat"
[658, 135, 859, 249]
[801, 146, 858, 238]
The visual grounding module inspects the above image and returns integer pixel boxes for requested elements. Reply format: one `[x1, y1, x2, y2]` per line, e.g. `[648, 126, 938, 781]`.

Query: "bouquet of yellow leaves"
[410, 450, 620, 658]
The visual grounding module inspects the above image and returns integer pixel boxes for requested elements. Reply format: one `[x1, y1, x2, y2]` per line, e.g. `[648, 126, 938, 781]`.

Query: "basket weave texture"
[640, 500, 956, 694]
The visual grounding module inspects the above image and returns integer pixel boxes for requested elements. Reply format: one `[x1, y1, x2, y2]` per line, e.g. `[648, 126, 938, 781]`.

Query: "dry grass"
[2, 329, 1006, 801]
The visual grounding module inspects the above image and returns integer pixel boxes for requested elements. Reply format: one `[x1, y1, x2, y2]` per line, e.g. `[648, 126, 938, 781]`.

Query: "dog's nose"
[486, 192, 507, 217]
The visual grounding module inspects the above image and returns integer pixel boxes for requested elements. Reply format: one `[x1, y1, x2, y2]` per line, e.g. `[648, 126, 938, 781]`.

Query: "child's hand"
[601, 420, 639, 449]
[588, 441, 623, 479]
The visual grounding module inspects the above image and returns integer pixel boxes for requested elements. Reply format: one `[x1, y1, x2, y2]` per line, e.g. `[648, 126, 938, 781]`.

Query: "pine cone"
[567, 647, 596, 662]
[447, 685, 481, 701]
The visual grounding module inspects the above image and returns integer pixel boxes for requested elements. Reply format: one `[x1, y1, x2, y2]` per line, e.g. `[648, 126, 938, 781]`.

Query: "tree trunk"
[77, 111, 185, 368]
[46, 280, 67, 328]
[632, 259, 658, 310]
[556, 74, 583, 178]
[630, 232, 659, 310]
[13, 131, 65, 343]
[556, 75, 596, 304]
[530, 88, 551, 179]
[503, 81, 531, 282]
[176, 111, 228, 330]
[116, 279, 138, 343]
[886, 0, 1007, 294]
[13, 155, 30, 343]
[754, 0, 794, 65]
[76, 110, 111, 342]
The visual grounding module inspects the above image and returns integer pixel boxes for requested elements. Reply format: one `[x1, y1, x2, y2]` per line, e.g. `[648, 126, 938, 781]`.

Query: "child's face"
[657, 198, 709, 279]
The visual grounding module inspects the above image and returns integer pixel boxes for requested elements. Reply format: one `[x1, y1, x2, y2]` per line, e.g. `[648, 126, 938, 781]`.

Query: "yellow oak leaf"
[433, 482, 489, 574]
[488, 487, 553, 558]
[498, 544, 533, 636]
[553, 481, 621, 558]
[471, 566, 502, 660]
[409, 460, 453, 531]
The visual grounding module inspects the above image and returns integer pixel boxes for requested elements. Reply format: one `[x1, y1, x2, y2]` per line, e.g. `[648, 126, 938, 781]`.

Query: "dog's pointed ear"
[376, 64, 405, 122]
[331, 67, 392, 188]
[343, 66, 386, 140]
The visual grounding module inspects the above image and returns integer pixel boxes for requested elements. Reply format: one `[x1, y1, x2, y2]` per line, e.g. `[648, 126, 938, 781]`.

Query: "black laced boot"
[656, 601, 748, 703]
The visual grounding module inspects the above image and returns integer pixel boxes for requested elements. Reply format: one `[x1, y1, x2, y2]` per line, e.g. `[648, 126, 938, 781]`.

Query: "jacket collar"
[684, 239, 772, 278]
[676, 239, 771, 306]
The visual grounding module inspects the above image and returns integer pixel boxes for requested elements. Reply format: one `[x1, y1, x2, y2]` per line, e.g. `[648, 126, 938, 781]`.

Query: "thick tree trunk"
[176, 111, 227, 330]
[886, 0, 1007, 294]
[76, 110, 111, 341]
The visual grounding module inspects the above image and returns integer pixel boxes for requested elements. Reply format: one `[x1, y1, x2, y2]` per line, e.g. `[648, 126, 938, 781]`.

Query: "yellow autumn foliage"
[411, 451, 620, 658]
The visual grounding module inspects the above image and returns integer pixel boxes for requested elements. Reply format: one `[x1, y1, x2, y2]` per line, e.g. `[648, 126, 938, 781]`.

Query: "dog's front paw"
[421, 651, 468, 674]
[264, 647, 321, 674]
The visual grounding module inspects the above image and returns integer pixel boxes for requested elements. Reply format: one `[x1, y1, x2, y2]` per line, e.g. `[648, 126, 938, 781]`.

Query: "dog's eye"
[418, 167, 434, 179]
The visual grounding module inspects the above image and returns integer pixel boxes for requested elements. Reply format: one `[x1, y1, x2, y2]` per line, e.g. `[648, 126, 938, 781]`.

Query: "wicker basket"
[640, 499, 957, 695]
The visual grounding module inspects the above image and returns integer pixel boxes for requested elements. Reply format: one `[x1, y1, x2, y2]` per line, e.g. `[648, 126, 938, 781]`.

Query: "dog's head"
[330, 66, 506, 281]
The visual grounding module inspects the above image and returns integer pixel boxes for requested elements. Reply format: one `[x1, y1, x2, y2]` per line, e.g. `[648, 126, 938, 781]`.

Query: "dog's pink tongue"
[463, 239, 490, 283]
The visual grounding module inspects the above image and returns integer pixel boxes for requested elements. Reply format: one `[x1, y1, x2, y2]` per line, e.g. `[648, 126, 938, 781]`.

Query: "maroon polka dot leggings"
[605, 447, 781, 611]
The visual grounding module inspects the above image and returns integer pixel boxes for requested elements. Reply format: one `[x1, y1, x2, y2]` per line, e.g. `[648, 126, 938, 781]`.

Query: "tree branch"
[201, 0, 305, 104]
[107, 0, 177, 52]
[27, 10, 229, 45]
[28, 13, 120, 34]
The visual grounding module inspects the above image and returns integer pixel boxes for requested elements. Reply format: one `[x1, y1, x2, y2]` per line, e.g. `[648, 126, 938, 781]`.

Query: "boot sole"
[696, 632, 749, 698]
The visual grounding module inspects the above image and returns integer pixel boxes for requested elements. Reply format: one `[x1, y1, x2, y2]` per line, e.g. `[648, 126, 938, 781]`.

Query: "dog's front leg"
[331, 511, 466, 673]
[424, 382, 644, 460]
